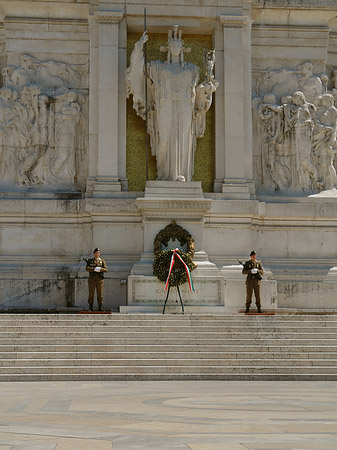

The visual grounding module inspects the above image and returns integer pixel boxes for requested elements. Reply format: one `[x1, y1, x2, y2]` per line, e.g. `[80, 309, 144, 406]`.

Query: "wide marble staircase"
[0, 313, 337, 381]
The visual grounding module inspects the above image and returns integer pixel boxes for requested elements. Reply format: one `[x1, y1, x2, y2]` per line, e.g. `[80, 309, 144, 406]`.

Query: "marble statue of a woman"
[126, 25, 218, 182]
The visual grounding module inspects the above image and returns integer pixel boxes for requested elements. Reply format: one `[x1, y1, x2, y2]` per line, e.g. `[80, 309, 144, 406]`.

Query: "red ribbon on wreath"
[165, 248, 195, 292]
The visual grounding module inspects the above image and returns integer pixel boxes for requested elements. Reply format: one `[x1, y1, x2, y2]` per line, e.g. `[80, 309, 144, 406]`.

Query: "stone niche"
[126, 32, 215, 193]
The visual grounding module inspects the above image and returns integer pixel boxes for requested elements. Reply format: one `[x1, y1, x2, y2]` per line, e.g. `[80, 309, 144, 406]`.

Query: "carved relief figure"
[254, 63, 337, 195]
[0, 88, 19, 182]
[312, 94, 337, 190]
[287, 91, 316, 191]
[332, 70, 337, 105]
[126, 25, 218, 182]
[297, 62, 325, 103]
[256, 62, 326, 104]
[52, 91, 80, 184]
[0, 55, 86, 190]
[258, 94, 285, 190]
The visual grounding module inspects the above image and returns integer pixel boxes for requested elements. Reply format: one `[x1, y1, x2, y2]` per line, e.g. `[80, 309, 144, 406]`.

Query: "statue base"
[214, 179, 256, 200]
[122, 275, 225, 314]
[144, 180, 204, 199]
[92, 177, 122, 198]
[127, 180, 225, 312]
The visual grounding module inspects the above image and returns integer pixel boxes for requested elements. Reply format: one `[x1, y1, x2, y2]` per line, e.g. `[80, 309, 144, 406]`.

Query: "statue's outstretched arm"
[126, 32, 148, 119]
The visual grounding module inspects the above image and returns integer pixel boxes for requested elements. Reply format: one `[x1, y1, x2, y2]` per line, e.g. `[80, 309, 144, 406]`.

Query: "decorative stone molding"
[136, 198, 212, 220]
[4, 17, 88, 26]
[219, 14, 252, 28]
[252, 24, 330, 33]
[94, 11, 123, 24]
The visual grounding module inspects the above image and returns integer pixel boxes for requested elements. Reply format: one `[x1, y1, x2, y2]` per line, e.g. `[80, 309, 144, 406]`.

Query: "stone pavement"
[0, 381, 337, 449]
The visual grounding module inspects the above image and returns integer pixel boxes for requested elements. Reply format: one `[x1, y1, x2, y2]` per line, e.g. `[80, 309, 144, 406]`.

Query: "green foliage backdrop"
[126, 33, 215, 192]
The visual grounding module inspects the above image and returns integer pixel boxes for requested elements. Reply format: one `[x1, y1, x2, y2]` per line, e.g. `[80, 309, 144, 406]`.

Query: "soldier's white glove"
[251, 268, 258, 274]
[94, 267, 101, 272]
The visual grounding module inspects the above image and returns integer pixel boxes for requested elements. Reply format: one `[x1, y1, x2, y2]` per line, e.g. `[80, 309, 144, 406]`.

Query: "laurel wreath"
[153, 220, 195, 257]
[153, 249, 197, 287]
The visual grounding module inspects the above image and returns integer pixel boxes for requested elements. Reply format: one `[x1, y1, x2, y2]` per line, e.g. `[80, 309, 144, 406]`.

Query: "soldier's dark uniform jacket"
[86, 257, 108, 310]
[86, 257, 108, 279]
[242, 259, 264, 310]
[242, 260, 264, 281]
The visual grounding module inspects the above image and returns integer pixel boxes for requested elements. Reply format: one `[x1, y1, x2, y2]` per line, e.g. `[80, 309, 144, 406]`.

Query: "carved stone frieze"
[0, 55, 87, 191]
[253, 62, 337, 194]
[93, 11, 123, 24]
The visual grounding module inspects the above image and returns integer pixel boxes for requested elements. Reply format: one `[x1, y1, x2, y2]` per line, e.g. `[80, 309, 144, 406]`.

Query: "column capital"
[219, 15, 252, 28]
[94, 11, 124, 24]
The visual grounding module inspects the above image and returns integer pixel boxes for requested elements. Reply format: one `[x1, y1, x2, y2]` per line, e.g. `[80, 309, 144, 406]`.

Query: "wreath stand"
[162, 284, 184, 315]
[152, 221, 196, 316]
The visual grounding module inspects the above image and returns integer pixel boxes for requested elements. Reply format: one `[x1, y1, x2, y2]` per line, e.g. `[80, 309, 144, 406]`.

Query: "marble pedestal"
[121, 275, 224, 313]
[220, 265, 278, 311]
[123, 181, 226, 313]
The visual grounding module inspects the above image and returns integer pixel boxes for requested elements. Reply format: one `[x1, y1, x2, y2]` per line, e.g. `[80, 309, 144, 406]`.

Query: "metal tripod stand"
[162, 285, 184, 314]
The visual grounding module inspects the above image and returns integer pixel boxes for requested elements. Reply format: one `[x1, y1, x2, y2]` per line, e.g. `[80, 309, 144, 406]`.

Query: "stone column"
[87, 11, 124, 197]
[216, 15, 255, 199]
[86, 15, 99, 196]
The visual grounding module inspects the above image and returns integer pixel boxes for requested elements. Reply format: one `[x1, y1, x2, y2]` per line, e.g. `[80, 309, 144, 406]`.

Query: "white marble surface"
[0, 381, 337, 449]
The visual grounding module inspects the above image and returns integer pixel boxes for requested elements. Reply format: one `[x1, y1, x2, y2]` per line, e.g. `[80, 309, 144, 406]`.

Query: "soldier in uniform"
[242, 250, 264, 313]
[86, 248, 108, 311]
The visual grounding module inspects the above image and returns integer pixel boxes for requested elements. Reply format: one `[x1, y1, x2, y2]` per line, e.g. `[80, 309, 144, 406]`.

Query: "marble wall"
[0, 0, 336, 311]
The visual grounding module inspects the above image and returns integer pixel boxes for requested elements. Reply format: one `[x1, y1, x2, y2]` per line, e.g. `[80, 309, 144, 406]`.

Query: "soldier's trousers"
[246, 279, 261, 308]
[88, 277, 104, 307]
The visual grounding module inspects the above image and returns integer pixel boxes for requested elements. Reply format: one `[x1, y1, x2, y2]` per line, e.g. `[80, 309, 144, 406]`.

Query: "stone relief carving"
[0, 54, 86, 190]
[126, 25, 218, 182]
[254, 63, 337, 194]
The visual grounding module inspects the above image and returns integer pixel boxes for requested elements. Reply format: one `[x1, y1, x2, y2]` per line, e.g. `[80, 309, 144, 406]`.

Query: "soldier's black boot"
[88, 305, 93, 312]
[257, 306, 262, 313]
[245, 306, 250, 313]
[98, 305, 104, 311]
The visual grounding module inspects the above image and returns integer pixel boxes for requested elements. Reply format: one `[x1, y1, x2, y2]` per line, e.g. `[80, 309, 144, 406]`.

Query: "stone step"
[0, 337, 336, 346]
[1, 344, 336, 352]
[2, 316, 337, 324]
[2, 351, 337, 359]
[1, 324, 330, 331]
[2, 316, 337, 322]
[1, 365, 337, 375]
[0, 313, 336, 380]
[1, 323, 337, 330]
[1, 358, 337, 367]
[2, 331, 337, 339]
[1, 326, 309, 332]
[2, 312, 337, 317]
[1, 373, 337, 382]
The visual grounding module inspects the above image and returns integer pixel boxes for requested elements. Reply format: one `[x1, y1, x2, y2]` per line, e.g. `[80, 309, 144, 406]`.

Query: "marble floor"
[0, 381, 336, 449]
